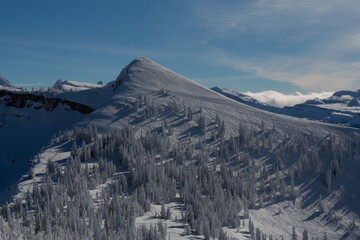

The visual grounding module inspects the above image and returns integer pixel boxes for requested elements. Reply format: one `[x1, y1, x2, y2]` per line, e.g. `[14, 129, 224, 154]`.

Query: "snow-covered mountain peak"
[130, 56, 153, 64]
[113, 57, 213, 98]
[348, 98, 360, 107]
[114, 56, 176, 92]
[52, 79, 103, 91]
[2, 58, 360, 239]
[332, 89, 360, 99]
[92, 57, 357, 141]
[52, 79, 64, 89]
[0, 75, 14, 88]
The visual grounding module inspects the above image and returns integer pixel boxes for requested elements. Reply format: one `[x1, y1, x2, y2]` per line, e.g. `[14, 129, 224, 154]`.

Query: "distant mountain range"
[52, 79, 104, 91]
[212, 87, 360, 128]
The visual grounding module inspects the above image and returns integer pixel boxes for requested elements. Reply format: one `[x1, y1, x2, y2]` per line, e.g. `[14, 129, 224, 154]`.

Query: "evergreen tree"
[302, 229, 308, 240]
[292, 226, 297, 240]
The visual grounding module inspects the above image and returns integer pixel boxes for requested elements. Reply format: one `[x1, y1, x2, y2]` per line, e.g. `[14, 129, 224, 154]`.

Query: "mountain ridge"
[52, 79, 104, 91]
[0, 57, 359, 239]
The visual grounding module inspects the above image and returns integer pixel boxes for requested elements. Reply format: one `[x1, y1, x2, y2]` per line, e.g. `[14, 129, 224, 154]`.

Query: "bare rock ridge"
[0, 90, 94, 114]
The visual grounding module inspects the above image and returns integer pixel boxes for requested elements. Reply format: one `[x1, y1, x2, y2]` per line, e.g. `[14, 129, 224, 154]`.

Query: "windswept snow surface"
[3, 57, 360, 239]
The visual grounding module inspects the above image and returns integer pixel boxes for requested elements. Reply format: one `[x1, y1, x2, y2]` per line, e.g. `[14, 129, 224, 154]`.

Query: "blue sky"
[1, 0, 360, 92]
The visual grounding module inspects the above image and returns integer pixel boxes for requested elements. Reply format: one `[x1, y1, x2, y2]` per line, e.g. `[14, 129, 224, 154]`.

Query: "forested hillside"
[0, 57, 359, 239]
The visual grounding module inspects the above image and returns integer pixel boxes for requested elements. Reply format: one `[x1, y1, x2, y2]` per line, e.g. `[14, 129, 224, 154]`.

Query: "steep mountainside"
[0, 57, 359, 239]
[0, 88, 95, 195]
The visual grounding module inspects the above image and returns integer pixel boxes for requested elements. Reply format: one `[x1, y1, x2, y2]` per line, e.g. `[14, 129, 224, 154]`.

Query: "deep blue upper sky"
[1, 0, 360, 92]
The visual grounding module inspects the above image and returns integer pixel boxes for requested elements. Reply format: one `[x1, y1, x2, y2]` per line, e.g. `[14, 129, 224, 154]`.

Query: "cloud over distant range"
[244, 91, 334, 108]
[192, 0, 360, 91]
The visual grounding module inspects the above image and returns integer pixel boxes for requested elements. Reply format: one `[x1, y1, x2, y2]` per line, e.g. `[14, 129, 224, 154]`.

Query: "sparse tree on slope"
[292, 226, 297, 240]
[302, 229, 308, 240]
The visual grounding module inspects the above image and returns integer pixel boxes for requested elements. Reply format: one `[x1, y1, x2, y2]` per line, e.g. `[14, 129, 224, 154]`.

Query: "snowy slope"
[0, 79, 114, 197]
[76, 57, 359, 238]
[84, 57, 356, 139]
[0, 89, 94, 197]
[211, 87, 268, 107]
[211, 87, 279, 113]
[2, 57, 360, 239]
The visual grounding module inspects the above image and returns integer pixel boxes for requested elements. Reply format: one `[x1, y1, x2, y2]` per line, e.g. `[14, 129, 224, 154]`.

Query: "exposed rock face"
[0, 90, 94, 114]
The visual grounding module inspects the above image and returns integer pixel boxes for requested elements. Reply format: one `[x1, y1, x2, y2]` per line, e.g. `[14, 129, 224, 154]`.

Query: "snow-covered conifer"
[317, 195, 324, 213]
[292, 226, 297, 240]
[302, 229, 308, 240]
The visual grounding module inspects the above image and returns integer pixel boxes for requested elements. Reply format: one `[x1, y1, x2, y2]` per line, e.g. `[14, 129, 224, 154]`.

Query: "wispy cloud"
[332, 32, 360, 51]
[192, 0, 360, 36]
[245, 90, 334, 108]
[189, 0, 360, 91]
[0, 37, 166, 58]
[0, 59, 117, 76]
[210, 50, 359, 91]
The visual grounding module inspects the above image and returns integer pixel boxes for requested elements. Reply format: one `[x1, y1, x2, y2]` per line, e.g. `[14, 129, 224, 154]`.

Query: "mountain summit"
[0, 75, 14, 88]
[102, 57, 354, 137]
[113, 57, 213, 97]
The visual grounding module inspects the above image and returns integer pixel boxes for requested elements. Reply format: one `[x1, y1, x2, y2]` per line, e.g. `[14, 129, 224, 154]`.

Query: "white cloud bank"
[244, 90, 334, 108]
